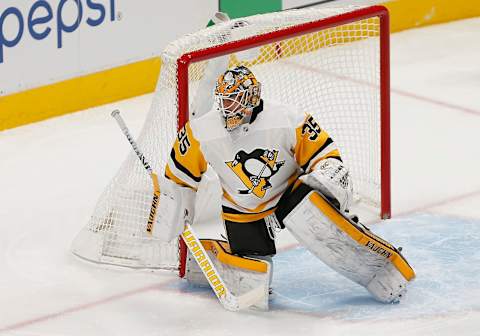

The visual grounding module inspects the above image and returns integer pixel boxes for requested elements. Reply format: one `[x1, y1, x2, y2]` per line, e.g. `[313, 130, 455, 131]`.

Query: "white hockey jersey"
[165, 100, 342, 223]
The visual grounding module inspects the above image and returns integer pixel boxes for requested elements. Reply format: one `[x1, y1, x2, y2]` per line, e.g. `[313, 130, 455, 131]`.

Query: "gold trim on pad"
[308, 192, 415, 281]
[201, 239, 268, 273]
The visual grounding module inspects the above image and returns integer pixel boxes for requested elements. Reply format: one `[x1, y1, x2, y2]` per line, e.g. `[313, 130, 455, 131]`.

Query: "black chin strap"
[249, 99, 264, 124]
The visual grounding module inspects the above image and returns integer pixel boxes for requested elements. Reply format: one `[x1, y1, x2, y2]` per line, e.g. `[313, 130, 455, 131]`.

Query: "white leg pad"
[283, 190, 414, 303]
[185, 240, 271, 310]
[366, 261, 408, 303]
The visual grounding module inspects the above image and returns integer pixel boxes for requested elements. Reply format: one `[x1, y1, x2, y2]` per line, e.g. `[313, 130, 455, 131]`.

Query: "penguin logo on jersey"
[226, 148, 285, 198]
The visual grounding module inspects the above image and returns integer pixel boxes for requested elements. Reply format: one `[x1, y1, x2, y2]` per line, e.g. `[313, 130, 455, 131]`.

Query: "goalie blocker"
[275, 183, 415, 303]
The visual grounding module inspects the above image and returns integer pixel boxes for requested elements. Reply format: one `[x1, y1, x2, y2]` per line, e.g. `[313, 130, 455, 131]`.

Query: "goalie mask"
[214, 66, 261, 131]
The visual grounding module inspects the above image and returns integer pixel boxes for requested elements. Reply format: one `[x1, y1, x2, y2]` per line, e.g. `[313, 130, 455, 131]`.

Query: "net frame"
[176, 5, 390, 277]
[178, 5, 390, 218]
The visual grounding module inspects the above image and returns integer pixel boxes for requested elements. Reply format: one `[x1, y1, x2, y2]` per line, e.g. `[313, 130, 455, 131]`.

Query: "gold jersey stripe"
[221, 172, 299, 215]
[294, 115, 335, 170]
[309, 149, 342, 171]
[222, 189, 280, 213]
[165, 164, 197, 191]
[170, 122, 208, 183]
[222, 208, 277, 223]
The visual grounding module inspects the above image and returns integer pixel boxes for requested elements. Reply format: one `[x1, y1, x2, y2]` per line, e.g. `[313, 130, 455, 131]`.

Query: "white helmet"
[214, 66, 261, 131]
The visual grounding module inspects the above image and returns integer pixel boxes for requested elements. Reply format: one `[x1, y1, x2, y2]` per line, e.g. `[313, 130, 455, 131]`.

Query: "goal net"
[71, 5, 390, 271]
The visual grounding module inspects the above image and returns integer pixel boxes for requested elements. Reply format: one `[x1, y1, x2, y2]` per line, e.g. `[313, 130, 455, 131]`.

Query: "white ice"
[1, 18, 480, 336]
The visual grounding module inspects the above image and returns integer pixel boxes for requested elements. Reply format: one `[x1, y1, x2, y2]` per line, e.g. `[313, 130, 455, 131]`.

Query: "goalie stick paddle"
[111, 109, 265, 311]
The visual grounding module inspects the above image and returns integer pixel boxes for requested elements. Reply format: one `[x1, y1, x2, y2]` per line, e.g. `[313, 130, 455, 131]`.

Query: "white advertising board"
[0, 0, 217, 95]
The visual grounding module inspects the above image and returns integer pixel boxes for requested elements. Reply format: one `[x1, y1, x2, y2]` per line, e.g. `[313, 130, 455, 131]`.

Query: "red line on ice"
[284, 60, 480, 117]
[0, 282, 171, 333]
[396, 189, 480, 218]
[390, 88, 480, 117]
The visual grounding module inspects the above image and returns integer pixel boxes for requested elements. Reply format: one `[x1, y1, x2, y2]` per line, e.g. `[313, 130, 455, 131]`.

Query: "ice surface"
[272, 214, 480, 318]
[173, 213, 480, 320]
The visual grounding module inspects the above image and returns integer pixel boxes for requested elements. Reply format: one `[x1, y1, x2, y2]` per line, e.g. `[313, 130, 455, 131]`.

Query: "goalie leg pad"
[281, 184, 415, 303]
[185, 239, 271, 310]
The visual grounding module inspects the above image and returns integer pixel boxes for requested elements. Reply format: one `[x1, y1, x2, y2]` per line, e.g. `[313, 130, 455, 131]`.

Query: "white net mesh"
[71, 6, 389, 269]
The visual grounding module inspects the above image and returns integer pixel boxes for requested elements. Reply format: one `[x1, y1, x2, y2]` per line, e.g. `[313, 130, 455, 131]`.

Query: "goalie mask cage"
[71, 5, 390, 272]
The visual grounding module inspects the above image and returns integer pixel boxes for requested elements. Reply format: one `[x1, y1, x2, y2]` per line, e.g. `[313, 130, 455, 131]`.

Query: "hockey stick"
[248, 160, 269, 194]
[182, 220, 265, 311]
[112, 110, 159, 234]
[111, 109, 265, 311]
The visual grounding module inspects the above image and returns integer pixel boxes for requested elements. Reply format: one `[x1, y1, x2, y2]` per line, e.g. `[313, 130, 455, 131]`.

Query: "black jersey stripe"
[300, 137, 334, 171]
[170, 149, 202, 183]
[222, 206, 275, 215]
[323, 155, 343, 162]
[164, 172, 195, 189]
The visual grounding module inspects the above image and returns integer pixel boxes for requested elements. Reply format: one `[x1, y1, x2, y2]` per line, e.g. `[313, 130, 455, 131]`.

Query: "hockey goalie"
[154, 65, 415, 310]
